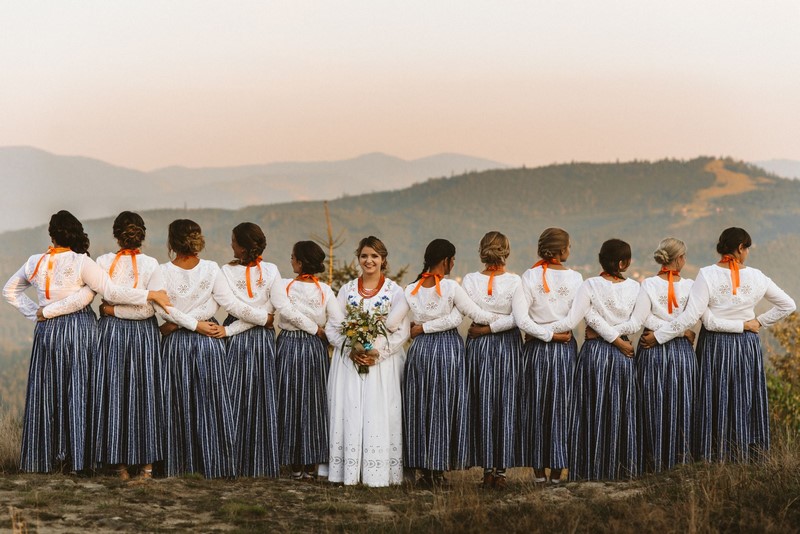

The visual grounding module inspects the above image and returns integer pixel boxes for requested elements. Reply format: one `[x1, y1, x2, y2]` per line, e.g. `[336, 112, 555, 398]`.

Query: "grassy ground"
[2, 408, 799, 533]
[3, 433, 800, 533]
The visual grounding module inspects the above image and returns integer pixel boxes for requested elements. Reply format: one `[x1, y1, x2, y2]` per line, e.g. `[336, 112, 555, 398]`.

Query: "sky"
[1, 0, 799, 170]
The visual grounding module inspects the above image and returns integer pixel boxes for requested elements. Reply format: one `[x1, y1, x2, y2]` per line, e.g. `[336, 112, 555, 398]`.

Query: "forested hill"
[1, 156, 799, 411]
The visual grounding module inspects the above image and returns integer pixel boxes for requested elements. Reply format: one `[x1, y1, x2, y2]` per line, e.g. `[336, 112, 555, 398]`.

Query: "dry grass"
[0, 407, 798, 532]
[0, 410, 21, 474]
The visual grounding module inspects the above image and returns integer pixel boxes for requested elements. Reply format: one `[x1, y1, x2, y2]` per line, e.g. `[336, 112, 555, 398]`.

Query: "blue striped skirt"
[694, 328, 769, 462]
[20, 306, 97, 473]
[225, 317, 280, 477]
[568, 339, 638, 480]
[465, 328, 521, 469]
[518, 336, 577, 470]
[93, 315, 162, 466]
[636, 335, 696, 472]
[403, 329, 467, 471]
[160, 324, 236, 478]
[275, 329, 330, 466]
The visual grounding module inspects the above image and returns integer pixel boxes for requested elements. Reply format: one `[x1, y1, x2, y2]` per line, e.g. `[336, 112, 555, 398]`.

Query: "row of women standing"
[4, 211, 796, 487]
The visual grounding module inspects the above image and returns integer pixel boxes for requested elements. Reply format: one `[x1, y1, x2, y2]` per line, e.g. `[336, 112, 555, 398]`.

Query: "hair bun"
[653, 248, 670, 265]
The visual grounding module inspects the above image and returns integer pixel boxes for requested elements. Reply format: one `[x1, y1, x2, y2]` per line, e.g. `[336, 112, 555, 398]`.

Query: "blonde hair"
[653, 237, 686, 266]
[538, 227, 570, 260]
[479, 231, 510, 265]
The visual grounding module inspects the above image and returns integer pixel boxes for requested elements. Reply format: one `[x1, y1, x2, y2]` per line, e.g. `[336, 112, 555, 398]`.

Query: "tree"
[766, 312, 800, 433]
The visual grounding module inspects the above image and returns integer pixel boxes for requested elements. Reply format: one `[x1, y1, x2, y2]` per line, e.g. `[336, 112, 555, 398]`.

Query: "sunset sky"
[1, 0, 799, 170]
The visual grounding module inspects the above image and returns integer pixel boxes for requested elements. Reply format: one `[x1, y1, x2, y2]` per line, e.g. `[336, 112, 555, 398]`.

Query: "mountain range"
[0, 146, 505, 232]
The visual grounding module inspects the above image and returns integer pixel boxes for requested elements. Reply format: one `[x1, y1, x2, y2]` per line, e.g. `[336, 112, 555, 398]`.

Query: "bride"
[321, 236, 410, 486]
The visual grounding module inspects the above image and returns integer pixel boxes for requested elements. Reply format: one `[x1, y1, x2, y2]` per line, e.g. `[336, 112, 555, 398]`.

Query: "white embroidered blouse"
[653, 264, 796, 344]
[549, 276, 642, 343]
[218, 262, 321, 337]
[274, 277, 342, 333]
[325, 278, 409, 362]
[3, 250, 149, 322]
[511, 266, 584, 342]
[157, 259, 269, 332]
[461, 271, 521, 333]
[385, 277, 500, 334]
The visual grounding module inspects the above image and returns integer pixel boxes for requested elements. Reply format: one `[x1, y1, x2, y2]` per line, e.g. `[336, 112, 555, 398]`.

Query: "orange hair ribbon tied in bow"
[245, 256, 264, 298]
[411, 272, 442, 296]
[286, 273, 324, 303]
[532, 258, 561, 293]
[720, 255, 740, 294]
[658, 267, 680, 314]
[109, 249, 141, 288]
[29, 247, 72, 299]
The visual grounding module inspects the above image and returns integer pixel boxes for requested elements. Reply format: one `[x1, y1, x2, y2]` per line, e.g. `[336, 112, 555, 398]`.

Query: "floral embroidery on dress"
[235, 280, 247, 291]
[177, 283, 189, 295]
[199, 279, 211, 291]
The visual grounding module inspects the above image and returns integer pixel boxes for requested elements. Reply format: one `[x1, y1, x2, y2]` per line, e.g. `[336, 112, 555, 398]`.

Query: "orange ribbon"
[286, 273, 324, 303]
[411, 272, 442, 296]
[532, 258, 562, 293]
[720, 255, 740, 294]
[600, 271, 624, 281]
[485, 265, 504, 295]
[29, 247, 71, 299]
[244, 256, 264, 298]
[109, 249, 141, 288]
[659, 267, 680, 314]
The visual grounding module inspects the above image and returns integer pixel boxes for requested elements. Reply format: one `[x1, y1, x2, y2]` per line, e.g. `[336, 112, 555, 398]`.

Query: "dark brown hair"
[167, 219, 205, 256]
[716, 227, 751, 255]
[415, 238, 456, 281]
[293, 241, 326, 275]
[112, 211, 146, 250]
[598, 238, 631, 279]
[49, 210, 90, 255]
[231, 222, 266, 265]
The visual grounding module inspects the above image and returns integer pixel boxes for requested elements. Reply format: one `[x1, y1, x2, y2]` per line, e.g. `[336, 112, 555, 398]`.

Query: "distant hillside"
[1, 156, 799, 413]
[753, 159, 800, 180]
[0, 147, 506, 232]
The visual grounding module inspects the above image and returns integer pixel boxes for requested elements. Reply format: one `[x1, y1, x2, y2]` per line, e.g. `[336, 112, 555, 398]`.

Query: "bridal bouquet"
[341, 299, 389, 374]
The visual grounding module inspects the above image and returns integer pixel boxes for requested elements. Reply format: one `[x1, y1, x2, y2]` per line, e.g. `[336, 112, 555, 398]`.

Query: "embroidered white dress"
[320, 278, 409, 487]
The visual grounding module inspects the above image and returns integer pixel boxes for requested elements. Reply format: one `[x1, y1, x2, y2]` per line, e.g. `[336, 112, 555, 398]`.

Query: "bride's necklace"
[358, 275, 385, 298]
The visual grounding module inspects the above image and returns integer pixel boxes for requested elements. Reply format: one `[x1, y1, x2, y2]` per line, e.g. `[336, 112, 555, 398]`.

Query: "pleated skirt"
[518, 336, 578, 470]
[636, 336, 696, 473]
[20, 306, 97, 473]
[568, 339, 638, 480]
[465, 328, 521, 469]
[403, 329, 467, 471]
[275, 329, 330, 466]
[161, 326, 236, 478]
[93, 315, 162, 466]
[225, 318, 280, 477]
[694, 328, 769, 462]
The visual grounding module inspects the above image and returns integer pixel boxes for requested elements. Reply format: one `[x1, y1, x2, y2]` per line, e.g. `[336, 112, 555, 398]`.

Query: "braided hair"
[230, 222, 267, 265]
[167, 219, 205, 257]
[598, 238, 631, 280]
[415, 238, 456, 281]
[293, 241, 326, 275]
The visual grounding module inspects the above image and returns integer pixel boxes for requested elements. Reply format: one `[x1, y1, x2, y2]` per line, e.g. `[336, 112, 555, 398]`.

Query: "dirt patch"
[673, 159, 763, 225]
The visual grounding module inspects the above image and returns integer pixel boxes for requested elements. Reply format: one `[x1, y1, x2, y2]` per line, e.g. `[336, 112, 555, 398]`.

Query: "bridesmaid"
[3, 210, 170, 474]
[462, 231, 522, 489]
[157, 219, 273, 478]
[632, 238, 698, 473]
[548, 238, 641, 480]
[219, 223, 323, 478]
[94, 211, 164, 480]
[643, 227, 795, 462]
[274, 241, 341, 480]
[386, 238, 499, 488]
[511, 227, 581, 484]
